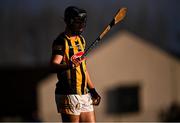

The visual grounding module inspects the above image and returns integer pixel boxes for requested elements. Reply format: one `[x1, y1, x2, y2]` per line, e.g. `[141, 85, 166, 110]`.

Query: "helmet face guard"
[64, 6, 87, 35]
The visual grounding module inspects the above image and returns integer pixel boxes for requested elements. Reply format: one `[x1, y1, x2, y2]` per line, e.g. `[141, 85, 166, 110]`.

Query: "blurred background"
[0, 0, 180, 122]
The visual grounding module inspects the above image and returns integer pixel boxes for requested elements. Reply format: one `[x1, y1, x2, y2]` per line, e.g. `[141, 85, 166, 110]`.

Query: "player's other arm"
[86, 70, 101, 106]
[50, 38, 70, 72]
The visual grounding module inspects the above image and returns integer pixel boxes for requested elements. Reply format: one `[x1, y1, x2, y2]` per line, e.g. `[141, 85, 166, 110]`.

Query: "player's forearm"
[50, 63, 69, 73]
[86, 70, 95, 89]
[87, 79, 95, 89]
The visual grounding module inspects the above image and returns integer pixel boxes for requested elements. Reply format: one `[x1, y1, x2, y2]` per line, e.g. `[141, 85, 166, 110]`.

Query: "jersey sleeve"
[52, 35, 65, 56]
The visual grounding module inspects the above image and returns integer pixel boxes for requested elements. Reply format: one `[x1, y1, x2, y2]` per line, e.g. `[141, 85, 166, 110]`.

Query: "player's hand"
[89, 88, 101, 106]
[71, 57, 85, 68]
[71, 52, 85, 68]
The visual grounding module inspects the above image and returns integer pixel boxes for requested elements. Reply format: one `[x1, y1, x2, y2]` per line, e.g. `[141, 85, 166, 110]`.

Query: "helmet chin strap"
[65, 27, 82, 36]
[71, 30, 82, 36]
[68, 25, 83, 36]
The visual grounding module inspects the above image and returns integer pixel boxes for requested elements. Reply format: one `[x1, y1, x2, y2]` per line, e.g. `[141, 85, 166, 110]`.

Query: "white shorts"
[55, 93, 94, 115]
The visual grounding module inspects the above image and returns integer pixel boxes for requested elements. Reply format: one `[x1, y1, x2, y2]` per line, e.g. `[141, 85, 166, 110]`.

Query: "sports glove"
[89, 88, 101, 106]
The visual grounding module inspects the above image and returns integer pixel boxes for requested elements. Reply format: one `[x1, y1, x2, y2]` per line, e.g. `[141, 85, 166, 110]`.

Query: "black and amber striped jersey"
[52, 33, 88, 95]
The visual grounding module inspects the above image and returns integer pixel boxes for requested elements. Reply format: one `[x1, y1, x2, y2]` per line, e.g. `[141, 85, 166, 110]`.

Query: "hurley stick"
[81, 7, 127, 59]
